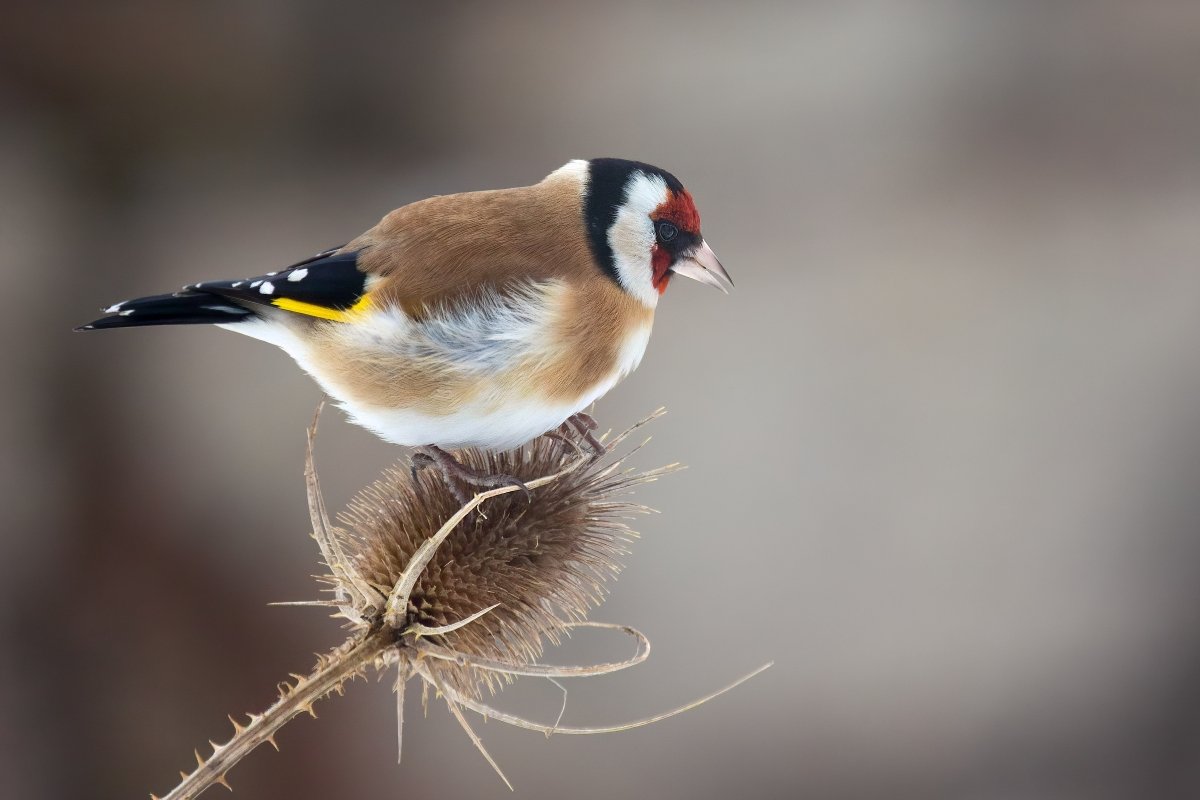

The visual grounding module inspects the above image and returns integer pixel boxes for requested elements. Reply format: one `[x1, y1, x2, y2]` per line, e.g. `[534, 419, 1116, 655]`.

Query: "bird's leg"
[418, 445, 532, 503]
[567, 413, 606, 458]
[410, 452, 436, 484]
[410, 451, 469, 504]
[541, 424, 584, 459]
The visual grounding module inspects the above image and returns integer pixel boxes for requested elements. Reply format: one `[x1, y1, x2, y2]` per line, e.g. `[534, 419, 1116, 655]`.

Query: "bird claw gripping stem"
[567, 412, 608, 458]
[412, 444, 532, 505]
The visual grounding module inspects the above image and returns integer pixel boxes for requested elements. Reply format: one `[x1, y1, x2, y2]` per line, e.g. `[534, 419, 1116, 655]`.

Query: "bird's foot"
[542, 427, 584, 459]
[567, 413, 607, 459]
[410, 452, 436, 484]
[572, 412, 598, 430]
[413, 445, 531, 505]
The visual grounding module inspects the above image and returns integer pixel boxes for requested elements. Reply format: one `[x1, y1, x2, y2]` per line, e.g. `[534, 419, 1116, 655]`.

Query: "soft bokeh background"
[4, 2, 1200, 798]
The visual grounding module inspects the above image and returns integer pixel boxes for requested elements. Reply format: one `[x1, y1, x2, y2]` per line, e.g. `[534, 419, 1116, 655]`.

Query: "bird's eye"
[656, 221, 679, 243]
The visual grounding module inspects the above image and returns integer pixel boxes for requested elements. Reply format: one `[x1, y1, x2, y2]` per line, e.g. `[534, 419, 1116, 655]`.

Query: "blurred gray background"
[4, 2, 1200, 798]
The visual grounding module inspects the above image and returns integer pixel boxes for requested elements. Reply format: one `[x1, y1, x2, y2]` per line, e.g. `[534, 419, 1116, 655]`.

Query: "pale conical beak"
[670, 240, 734, 293]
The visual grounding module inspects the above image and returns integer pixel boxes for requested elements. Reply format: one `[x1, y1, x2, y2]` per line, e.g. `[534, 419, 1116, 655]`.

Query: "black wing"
[184, 247, 371, 321]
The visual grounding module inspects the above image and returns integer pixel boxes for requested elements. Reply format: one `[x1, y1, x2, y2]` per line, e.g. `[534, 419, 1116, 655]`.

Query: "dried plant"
[155, 407, 770, 799]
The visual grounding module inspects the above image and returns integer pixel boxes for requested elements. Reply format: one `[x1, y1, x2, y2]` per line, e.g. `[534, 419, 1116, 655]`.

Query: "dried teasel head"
[341, 433, 656, 699]
[158, 409, 769, 799]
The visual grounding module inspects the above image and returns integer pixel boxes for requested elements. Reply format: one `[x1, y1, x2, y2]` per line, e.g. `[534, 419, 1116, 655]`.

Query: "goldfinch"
[79, 158, 732, 493]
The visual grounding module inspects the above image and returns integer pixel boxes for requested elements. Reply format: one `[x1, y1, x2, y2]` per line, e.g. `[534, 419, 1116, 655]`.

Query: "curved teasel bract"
[156, 409, 770, 799]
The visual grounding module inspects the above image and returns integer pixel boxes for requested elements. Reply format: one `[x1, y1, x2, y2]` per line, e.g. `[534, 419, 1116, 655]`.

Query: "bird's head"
[566, 158, 733, 307]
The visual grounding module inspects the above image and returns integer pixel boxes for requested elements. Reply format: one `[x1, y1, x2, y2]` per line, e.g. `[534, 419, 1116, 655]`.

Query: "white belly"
[344, 390, 601, 450]
[222, 311, 653, 451]
[339, 322, 652, 449]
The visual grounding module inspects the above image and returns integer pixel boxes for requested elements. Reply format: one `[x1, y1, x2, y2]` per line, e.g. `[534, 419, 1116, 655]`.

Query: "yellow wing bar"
[272, 294, 371, 322]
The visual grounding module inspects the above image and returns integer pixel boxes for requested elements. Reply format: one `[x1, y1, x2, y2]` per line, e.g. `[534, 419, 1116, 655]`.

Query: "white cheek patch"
[608, 173, 669, 309]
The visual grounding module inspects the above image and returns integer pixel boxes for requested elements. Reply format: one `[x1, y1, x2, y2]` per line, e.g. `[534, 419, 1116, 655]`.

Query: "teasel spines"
[157, 409, 769, 800]
[339, 431, 658, 698]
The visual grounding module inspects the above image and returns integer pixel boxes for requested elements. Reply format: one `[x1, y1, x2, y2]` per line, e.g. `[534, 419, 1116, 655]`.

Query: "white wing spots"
[266, 271, 278, 276]
[232, 281, 244, 288]
[104, 302, 127, 313]
[250, 280, 263, 288]
[288, 268, 308, 282]
[608, 172, 669, 309]
[259, 281, 275, 295]
[118, 309, 134, 317]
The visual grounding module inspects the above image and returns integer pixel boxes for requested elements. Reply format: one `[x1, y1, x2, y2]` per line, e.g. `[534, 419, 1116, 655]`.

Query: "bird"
[78, 158, 733, 497]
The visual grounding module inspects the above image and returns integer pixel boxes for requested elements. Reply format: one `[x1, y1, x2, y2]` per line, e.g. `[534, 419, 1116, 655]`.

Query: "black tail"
[76, 291, 255, 331]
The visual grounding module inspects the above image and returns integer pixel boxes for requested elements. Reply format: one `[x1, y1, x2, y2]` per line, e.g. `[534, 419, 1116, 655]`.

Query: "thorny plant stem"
[154, 408, 771, 798]
[158, 445, 598, 800]
[157, 634, 388, 800]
